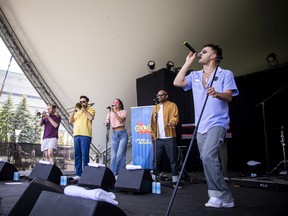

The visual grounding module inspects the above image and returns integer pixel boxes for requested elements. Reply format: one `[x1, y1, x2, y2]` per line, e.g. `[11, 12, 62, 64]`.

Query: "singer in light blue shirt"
[174, 43, 238, 208]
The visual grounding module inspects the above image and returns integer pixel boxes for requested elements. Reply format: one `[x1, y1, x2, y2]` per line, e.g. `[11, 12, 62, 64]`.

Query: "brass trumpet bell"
[66, 102, 94, 112]
[75, 102, 82, 111]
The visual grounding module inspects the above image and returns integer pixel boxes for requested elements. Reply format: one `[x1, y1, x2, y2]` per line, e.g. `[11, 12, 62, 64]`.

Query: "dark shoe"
[224, 177, 230, 183]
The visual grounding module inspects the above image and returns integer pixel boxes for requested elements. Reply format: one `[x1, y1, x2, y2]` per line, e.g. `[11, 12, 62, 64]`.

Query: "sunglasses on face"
[156, 94, 167, 97]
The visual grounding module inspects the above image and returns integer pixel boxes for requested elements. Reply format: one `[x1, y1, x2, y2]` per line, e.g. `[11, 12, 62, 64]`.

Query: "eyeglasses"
[80, 101, 86, 104]
[156, 94, 167, 97]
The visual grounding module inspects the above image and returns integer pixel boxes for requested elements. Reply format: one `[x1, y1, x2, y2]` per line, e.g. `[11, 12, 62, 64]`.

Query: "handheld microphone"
[183, 41, 201, 58]
[183, 41, 197, 53]
[153, 98, 159, 104]
[106, 105, 115, 110]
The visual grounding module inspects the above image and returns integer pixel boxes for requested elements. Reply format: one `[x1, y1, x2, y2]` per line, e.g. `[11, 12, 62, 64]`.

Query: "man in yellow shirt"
[69, 95, 95, 179]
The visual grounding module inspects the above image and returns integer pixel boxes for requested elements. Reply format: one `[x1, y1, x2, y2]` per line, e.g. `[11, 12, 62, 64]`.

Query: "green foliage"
[0, 93, 15, 142]
[0, 94, 42, 143]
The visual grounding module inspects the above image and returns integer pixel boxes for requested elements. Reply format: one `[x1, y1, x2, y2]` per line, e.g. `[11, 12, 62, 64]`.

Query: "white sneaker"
[222, 201, 235, 208]
[72, 176, 80, 180]
[205, 197, 223, 208]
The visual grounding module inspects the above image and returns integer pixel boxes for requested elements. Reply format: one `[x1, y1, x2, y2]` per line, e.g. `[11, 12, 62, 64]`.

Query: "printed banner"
[131, 106, 153, 169]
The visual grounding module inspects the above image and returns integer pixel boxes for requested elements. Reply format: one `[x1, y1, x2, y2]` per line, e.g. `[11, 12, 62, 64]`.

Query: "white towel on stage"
[247, 160, 261, 166]
[126, 164, 142, 170]
[64, 185, 118, 205]
[39, 160, 51, 165]
[88, 162, 105, 168]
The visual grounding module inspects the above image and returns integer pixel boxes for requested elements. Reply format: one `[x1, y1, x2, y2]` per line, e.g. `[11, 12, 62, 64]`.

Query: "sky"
[0, 38, 23, 73]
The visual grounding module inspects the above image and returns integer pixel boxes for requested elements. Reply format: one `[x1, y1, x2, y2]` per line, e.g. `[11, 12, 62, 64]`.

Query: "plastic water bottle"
[156, 182, 161, 194]
[152, 182, 156, 193]
[60, 176, 67, 186]
[13, 172, 19, 181]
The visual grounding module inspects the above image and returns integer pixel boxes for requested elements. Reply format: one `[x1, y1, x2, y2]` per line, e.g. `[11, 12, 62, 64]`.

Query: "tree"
[0, 93, 15, 142]
[31, 109, 42, 143]
[13, 95, 39, 143]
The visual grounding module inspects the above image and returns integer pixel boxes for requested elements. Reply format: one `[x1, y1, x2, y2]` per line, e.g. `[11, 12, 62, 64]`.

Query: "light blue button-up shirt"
[184, 67, 239, 134]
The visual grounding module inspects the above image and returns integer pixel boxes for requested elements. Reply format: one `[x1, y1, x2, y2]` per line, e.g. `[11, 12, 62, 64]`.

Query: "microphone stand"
[165, 59, 221, 216]
[255, 77, 288, 175]
[153, 99, 160, 184]
[105, 109, 111, 167]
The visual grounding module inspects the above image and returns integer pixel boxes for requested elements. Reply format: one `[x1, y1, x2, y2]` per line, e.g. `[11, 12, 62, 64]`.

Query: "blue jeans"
[110, 129, 128, 176]
[197, 126, 234, 202]
[74, 135, 91, 176]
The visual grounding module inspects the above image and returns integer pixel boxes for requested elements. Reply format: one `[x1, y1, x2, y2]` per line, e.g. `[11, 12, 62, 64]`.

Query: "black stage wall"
[229, 64, 288, 174]
[136, 65, 288, 174]
[136, 68, 201, 172]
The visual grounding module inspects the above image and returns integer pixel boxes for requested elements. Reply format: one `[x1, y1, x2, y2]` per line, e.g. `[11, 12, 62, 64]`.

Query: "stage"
[1, 171, 288, 216]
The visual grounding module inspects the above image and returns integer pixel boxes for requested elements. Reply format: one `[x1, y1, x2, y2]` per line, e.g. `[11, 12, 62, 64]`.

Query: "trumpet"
[36, 110, 47, 118]
[66, 102, 95, 112]
[75, 102, 82, 112]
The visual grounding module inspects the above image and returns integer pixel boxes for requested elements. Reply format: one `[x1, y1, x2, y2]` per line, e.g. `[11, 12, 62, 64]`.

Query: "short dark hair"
[80, 95, 89, 102]
[203, 43, 223, 60]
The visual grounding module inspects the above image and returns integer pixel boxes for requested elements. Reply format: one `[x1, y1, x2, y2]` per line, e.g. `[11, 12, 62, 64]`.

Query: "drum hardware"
[177, 146, 191, 182]
[270, 126, 287, 175]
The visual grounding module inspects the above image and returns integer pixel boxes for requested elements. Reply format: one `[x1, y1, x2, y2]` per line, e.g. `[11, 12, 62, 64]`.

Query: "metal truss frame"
[0, 8, 102, 160]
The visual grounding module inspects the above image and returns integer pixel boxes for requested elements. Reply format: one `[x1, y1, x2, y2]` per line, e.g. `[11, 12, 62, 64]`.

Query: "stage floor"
[1, 171, 288, 216]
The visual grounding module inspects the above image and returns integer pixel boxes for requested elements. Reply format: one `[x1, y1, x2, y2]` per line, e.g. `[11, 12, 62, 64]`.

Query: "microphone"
[153, 98, 159, 103]
[183, 41, 197, 53]
[183, 41, 201, 58]
[106, 105, 115, 109]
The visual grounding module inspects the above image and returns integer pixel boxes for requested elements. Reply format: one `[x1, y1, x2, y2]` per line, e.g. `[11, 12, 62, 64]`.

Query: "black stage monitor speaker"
[30, 191, 127, 216]
[28, 162, 62, 184]
[8, 177, 64, 216]
[114, 168, 152, 193]
[78, 166, 115, 190]
[0, 161, 18, 180]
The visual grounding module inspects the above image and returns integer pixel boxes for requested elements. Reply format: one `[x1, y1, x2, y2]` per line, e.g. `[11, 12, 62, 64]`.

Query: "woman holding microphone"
[105, 98, 128, 178]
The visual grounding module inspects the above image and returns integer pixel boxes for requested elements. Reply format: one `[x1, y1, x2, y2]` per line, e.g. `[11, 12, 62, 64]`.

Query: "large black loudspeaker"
[114, 168, 152, 193]
[28, 163, 62, 184]
[78, 166, 115, 190]
[8, 177, 64, 216]
[0, 161, 18, 180]
[30, 191, 127, 216]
